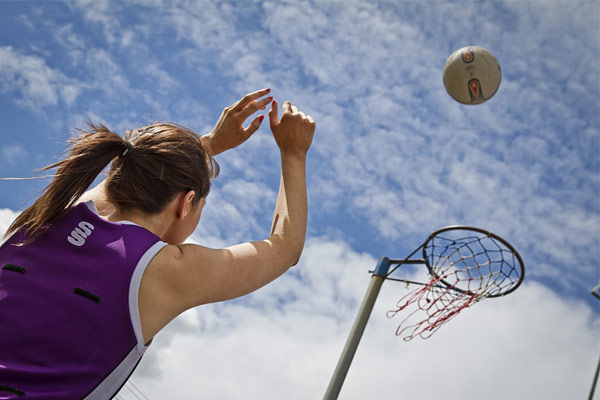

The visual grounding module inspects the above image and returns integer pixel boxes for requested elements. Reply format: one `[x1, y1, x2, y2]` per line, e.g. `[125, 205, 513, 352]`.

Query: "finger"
[240, 96, 273, 119]
[281, 101, 292, 115]
[307, 115, 315, 125]
[243, 114, 265, 136]
[232, 88, 271, 112]
[299, 111, 306, 119]
[269, 100, 279, 128]
[291, 105, 299, 115]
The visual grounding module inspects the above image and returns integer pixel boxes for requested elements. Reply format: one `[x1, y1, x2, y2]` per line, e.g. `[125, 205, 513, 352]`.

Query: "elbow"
[290, 254, 301, 267]
[288, 240, 305, 267]
[270, 235, 305, 268]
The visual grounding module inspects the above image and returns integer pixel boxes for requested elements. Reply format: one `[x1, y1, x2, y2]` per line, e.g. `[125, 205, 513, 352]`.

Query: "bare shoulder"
[143, 243, 189, 303]
[149, 243, 184, 267]
[138, 243, 204, 341]
[142, 243, 220, 312]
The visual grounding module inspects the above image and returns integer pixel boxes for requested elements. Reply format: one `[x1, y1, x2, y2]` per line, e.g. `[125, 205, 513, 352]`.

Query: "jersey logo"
[68, 221, 95, 247]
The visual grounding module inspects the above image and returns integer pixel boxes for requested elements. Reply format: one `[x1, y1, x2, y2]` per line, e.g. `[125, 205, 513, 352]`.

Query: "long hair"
[5, 122, 218, 243]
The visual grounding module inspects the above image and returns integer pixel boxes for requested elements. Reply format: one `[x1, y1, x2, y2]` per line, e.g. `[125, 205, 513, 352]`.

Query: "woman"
[0, 88, 315, 399]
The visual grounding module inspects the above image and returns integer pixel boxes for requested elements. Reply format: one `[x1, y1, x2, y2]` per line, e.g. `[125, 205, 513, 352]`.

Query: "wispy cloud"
[130, 239, 599, 399]
[0, 46, 82, 111]
[0, 209, 18, 236]
[30, 0, 594, 295]
[1, 144, 29, 167]
[0, 208, 597, 398]
[1, 1, 598, 398]
[194, 179, 277, 245]
[66, 0, 124, 46]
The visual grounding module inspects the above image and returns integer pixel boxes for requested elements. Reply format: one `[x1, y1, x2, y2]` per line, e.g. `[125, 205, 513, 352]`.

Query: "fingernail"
[265, 88, 271, 93]
[259, 115, 265, 122]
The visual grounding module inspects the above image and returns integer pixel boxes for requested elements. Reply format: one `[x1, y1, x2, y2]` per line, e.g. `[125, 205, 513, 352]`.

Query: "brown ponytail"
[6, 122, 217, 243]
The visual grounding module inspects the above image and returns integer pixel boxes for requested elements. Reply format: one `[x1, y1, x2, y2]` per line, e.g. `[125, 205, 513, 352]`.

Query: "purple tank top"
[0, 202, 167, 399]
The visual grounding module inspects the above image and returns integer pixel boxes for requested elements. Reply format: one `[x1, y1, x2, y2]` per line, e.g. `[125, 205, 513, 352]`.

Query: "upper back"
[0, 202, 165, 399]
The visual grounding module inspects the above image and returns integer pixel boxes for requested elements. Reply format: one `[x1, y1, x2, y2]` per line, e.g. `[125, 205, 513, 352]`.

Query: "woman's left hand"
[201, 89, 272, 156]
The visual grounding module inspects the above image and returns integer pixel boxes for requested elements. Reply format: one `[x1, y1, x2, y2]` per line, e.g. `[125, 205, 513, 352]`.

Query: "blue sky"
[0, 1, 599, 399]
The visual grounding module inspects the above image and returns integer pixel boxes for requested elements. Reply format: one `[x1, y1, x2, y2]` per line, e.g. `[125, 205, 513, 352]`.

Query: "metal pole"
[589, 284, 600, 400]
[323, 257, 391, 400]
[588, 354, 600, 400]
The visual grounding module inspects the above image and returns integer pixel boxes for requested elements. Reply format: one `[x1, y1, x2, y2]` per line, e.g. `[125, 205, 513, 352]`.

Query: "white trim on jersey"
[82, 201, 168, 399]
[83, 239, 166, 400]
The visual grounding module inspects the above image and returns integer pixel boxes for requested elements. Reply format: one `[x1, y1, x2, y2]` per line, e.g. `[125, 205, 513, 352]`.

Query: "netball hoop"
[323, 226, 525, 400]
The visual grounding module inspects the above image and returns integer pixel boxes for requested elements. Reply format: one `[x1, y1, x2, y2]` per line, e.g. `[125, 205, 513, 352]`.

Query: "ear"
[176, 190, 196, 220]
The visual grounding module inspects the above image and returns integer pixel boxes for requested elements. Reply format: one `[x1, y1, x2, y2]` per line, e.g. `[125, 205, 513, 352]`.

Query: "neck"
[77, 180, 180, 243]
[106, 207, 174, 241]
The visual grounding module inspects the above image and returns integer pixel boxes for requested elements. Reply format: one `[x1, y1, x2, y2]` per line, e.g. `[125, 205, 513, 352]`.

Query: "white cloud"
[67, 0, 123, 46]
[127, 238, 599, 399]
[0, 209, 19, 237]
[165, 1, 237, 52]
[1, 144, 29, 167]
[1, 203, 597, 399]
[1, 2, 598, 398]
[0, 46, 82, 111]
[66, 0, 593, 302]
[140, 61, 181, 95]
[116, 3, 599, 397]
[54, 23, 87, 54]
[248, 1, 599, 294]
[193, 179, 277, 245]
[82, 48, 131, 97]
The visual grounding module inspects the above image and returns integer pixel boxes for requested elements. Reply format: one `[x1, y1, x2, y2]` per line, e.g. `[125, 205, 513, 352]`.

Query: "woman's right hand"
[268, 100, 316, 157]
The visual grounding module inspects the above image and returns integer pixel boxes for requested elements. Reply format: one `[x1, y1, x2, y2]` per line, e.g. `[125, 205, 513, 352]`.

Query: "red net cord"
[387, 274, 480, 341]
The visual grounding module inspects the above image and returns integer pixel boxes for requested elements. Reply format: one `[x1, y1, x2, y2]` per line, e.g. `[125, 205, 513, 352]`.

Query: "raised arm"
[77, 90, 272, 211]
[143, 100, 315, 330]
[268, 100, 314, 265]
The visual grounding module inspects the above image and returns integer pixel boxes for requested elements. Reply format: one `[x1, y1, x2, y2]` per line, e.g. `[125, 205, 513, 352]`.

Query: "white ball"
[443, 46, 502, 105]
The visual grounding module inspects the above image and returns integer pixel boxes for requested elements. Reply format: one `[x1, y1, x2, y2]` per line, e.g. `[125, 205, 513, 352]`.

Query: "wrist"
[280, 150, 307, 163]
[200, 134, 217, 156]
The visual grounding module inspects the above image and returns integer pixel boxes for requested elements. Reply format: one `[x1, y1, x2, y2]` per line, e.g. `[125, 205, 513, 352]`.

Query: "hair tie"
[120, 141, 133, 158]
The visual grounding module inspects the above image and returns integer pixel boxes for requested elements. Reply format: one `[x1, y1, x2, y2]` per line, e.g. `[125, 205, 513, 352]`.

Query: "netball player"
[0, 89, 315, 399]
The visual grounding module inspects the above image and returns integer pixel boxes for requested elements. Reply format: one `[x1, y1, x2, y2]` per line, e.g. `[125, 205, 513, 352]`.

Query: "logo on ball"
[461, 48, 474, 63]
[468, 79, 483, 102]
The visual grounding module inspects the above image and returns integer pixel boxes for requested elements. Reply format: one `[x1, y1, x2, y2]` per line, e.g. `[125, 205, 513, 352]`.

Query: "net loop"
[387, 226, 524, 341]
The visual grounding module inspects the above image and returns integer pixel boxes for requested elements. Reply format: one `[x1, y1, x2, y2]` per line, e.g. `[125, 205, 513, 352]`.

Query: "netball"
[443, 46, 502, 105]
